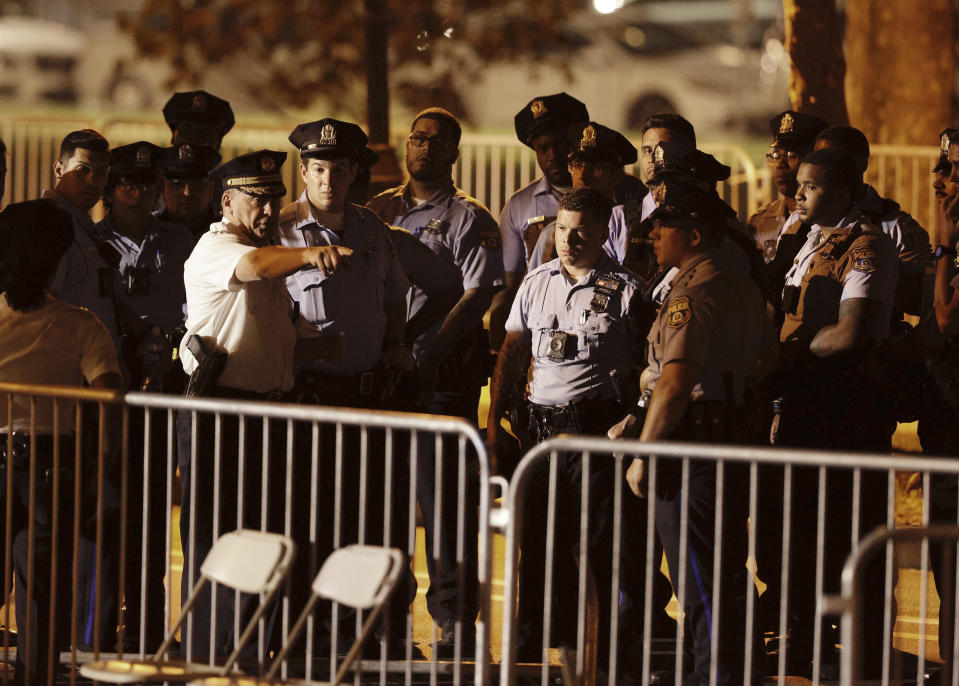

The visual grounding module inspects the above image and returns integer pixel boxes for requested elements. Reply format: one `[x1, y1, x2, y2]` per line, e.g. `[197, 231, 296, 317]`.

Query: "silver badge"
[319, 123, 337, 146]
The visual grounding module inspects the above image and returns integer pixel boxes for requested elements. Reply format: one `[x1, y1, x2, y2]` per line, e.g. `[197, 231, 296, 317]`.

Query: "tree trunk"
[845, 0, 954, 145]
[364, 0, 404, 193]
[783, 0, 849, 124]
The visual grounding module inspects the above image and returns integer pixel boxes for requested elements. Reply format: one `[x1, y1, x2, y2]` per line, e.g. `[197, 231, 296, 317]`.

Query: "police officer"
[921, 128, 959, 684]
[367, 107, 505, 655]
[156, 143, 222, 243]
[773, 148, 899, 677]
[41, 130, 119, 345]
[279, 119, 418, 656]
[813, 125, 932, 316]
[0, 200, 123, 686]
[527, 121, 637, 269]
[488, 187, 644, 670]
[747, 111, 828, 260]
[610, 181, 776, 686]
[97, 142, 193, 366]
[162, 90, 235, 150]
[95, 141, 194, 647]
[177, 149, 350, 659]
[491, 93, 589, 347]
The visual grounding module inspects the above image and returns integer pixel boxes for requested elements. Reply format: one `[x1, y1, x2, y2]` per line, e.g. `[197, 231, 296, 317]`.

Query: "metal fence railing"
[496, 436, 959, 686]
[0, 382, 492, 686]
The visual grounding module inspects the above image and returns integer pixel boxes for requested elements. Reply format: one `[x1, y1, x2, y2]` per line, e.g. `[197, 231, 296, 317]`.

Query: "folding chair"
[188, 544, 406, 686]
[80, 529, 296, 684]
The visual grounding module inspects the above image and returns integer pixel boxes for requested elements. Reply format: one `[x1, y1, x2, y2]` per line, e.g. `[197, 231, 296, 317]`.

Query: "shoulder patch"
[666, 295, 692, 328]
[480, 227, 502, 250]
[851, 246, 878, 273]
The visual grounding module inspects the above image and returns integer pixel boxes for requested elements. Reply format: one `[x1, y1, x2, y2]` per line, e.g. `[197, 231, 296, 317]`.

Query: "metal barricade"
[0, 382, 493, 686]
[497, 435, 954, 686]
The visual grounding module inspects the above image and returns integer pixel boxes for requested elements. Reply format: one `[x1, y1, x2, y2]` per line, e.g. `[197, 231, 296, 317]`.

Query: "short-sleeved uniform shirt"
[42, 190, 119, 345]
[645, 250, 773, 404]
[747, 195, 792, 253]
[780, 221, 899, 343]
[367, 181, 505, 358]
[0, 293, 120, 433]
[97, 214, 194, 333]
[179, 221, 297, 393]
[855, 185, 930, 276]
[277, 194, 411, 374]
[499, 176, 564, 272]
[506, 252, 645, 406]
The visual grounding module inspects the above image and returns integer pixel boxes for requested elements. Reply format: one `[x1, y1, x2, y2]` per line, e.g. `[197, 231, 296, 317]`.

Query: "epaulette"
[278, 200, 299, 227]
[453, 188, 494, 216]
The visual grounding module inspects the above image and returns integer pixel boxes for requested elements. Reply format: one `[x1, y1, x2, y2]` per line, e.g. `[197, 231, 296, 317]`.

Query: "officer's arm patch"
[666, 295, 691, 328]
[851, 247, 878, 273]
[480, 227, 502, 250]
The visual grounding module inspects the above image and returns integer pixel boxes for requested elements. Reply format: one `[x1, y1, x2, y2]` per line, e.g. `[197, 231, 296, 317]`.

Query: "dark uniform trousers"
[517, 396, 627, 669]
[762, 366, 897, 677]
[919, 398, 959, 672]
[1, 434, 113, 686]
[417, 381, 481, 631]
[655, 405, 762, 686]
[284, 373, 415, 656]
[175, 388, 288, 661]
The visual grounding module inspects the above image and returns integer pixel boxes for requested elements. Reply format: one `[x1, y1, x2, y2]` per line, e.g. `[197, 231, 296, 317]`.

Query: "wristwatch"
[934, 244, 958, 260]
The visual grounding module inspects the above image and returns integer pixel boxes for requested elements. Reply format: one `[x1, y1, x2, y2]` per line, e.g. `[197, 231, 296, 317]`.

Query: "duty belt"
[528, 396, 622, 440]
[293, 370, 380, 404]
[0, 433, 76, 482]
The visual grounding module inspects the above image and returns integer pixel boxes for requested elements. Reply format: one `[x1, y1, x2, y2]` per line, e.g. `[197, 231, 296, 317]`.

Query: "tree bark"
[783, 0, 849, 124]
[845, 0, 954, 145]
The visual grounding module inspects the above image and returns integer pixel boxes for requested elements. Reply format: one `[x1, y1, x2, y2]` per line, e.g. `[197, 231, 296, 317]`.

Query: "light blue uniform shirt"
[499, 176, 564, 272]
[96, 214, 193, 333]
[505, 252, 645, 406]
[367, 182, 505, 359]
[277, 193, 411, 374]
[43, 190, 120, 345]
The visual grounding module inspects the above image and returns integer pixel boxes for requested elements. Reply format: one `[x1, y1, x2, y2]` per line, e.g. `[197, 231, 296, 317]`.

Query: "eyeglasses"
[765, 150, 802, 163]
[569, 159, 615, 173]
[408, 133, 455, 152]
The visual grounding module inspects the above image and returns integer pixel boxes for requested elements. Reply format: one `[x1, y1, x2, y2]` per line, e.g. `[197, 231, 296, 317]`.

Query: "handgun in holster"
[184, 335, 228, 398]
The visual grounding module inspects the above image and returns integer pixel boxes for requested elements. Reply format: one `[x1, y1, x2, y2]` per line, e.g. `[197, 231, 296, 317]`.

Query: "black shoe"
[435, 620, 476, 661]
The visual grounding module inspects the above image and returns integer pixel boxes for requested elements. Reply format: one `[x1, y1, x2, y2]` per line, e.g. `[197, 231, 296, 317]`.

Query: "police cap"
[649, 181, 732, 237]
[108, 141, 164, 183]
[568, 122, 637, 166]
[212, 150, 287, 198]
[358, 146, 380, 170]
[770, 110, 829, 151]
[514, 93, 589, 148]
[162, 91, 235, 138]
[933, 128, 959, 174]
[648, 142, 731, 187]
[289, 119, 368, 160]
[162, 144, 222, 180]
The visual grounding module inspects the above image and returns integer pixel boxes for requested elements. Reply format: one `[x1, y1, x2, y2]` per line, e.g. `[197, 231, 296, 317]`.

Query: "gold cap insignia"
[942, 133, 951, 154]
[654, 143, 666, 168]
[192, 93, 206, 111]
[136, 145, 151, 167]
[530, 99, 547, 119]
[260, 155, 277, 172]
[179, 144, 194, 162]
[779, 112, 795, 134]
[319, 123, 337, 146]
[581, 124, 597, 148]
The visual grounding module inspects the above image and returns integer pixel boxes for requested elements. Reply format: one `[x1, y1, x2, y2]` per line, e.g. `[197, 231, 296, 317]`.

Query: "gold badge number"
[666, 295, 691, 328]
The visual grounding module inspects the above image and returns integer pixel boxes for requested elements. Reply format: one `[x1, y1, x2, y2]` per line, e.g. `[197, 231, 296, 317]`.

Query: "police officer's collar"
[671, 249, 714, 284]
[548, 250, 619, 279]
[402, 179, 456, 209]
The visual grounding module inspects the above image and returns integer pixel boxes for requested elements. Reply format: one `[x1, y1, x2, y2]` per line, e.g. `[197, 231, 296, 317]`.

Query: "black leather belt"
[209, 386, 286, 402]
[294, 370, 378, 399]
[0, 433, 75, 468]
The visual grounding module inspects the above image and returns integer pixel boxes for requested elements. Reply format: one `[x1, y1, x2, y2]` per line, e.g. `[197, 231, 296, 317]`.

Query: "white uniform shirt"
[179, 221, 296, 393]
[0, 293, 120, 433]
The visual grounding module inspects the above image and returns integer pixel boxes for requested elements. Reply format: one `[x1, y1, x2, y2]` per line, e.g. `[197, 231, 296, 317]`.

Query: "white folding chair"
[188, 544, 405, 686]
[80, 529, 296, 684]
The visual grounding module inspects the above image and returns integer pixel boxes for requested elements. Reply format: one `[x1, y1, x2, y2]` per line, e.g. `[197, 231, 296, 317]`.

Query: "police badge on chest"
[546, 330, 572, 361]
